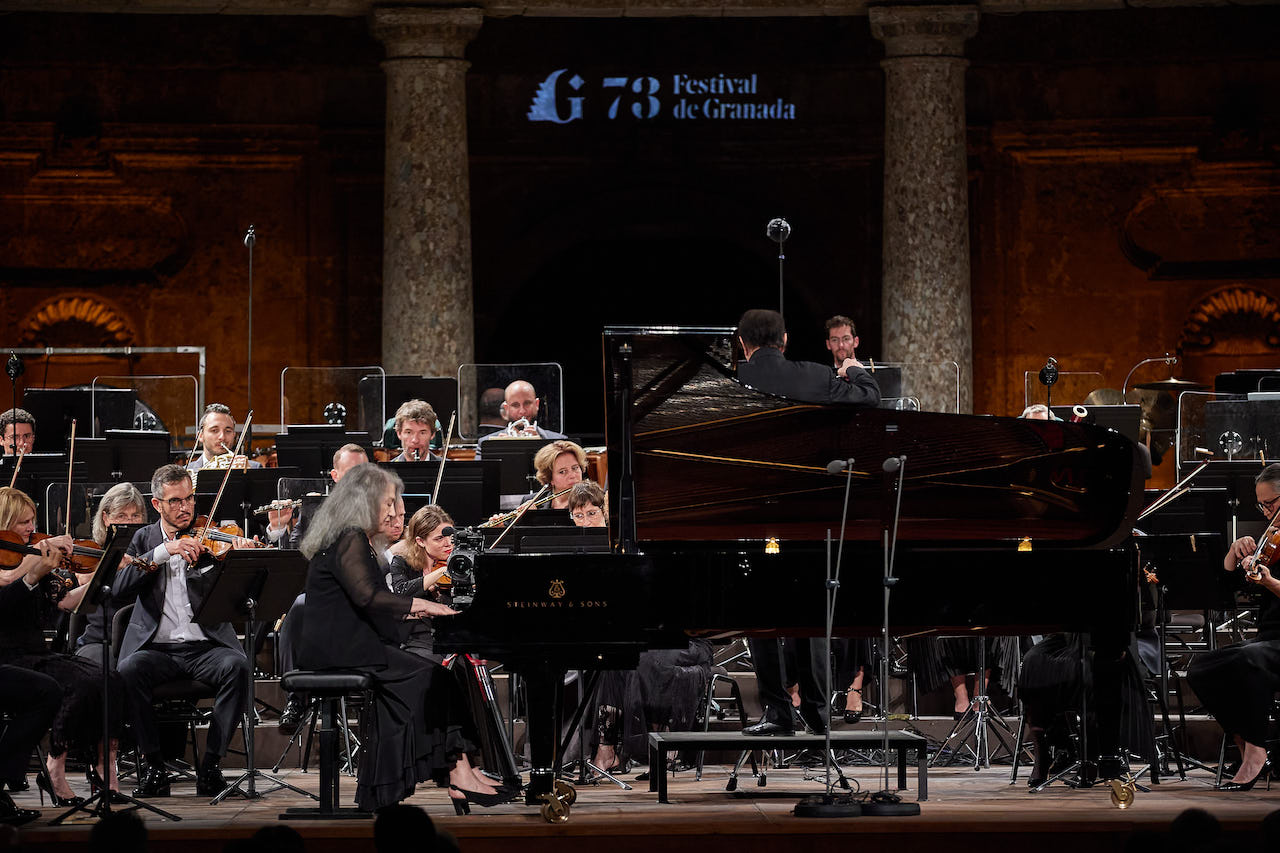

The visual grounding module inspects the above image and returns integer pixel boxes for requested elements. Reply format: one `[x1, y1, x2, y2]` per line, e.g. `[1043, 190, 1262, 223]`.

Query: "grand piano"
[435, 326, 1147, 817]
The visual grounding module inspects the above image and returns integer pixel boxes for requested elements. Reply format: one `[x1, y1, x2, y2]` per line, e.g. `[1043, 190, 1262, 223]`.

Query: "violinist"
[74, 482, 149, 668]
[187, 404, 261, 471]
[114, 464, 250, 799]
[1188, 463, 1280, 792]
[390, 400, 442, 463]
[0, 486, 123, 808]
[0, 408, 35, 456]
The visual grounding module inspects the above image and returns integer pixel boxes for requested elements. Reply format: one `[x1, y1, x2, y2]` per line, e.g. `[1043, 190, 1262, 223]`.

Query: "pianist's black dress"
[300, 528, 432, 811]
[1187, 589, 1280, 748]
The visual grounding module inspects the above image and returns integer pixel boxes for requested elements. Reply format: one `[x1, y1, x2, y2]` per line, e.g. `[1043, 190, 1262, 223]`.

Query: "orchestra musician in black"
[734, 309, 880, 736]
[1188, 463, 1280, 792]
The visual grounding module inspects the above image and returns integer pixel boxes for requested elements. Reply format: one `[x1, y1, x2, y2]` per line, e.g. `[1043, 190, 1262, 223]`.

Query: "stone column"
[372, 6, 483, 376]
[870, 6, 979, 414]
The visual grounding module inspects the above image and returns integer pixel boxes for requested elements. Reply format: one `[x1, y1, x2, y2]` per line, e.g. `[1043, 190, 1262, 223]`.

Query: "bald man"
[475, 380, 566, 457]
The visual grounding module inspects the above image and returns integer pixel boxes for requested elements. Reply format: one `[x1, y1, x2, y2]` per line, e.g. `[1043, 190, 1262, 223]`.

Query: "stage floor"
[11, 759, 1279, 853]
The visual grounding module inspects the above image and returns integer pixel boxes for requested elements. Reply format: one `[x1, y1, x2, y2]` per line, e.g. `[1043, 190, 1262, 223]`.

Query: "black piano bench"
[646, 730, 928, 805]
[277, 670, 373, 821]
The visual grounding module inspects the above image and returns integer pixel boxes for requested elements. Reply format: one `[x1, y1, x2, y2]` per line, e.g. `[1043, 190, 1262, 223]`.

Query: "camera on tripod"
[445, 526, 482, 610]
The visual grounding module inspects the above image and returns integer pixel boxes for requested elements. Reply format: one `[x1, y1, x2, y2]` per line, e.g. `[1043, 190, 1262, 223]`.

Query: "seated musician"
[0, 408, 36, 456]
[1187, 463, 1280, 792]
[277, 443, 370, 734]
[114, 464, 251, 799]
[823, 314, 860, 371]
[475, 387, 508, 438]
[386, 505, 508, 797]
[567, 481, 606, 528]
[298, 466, 513, 812]
[187, 404, 261, 471]
[475, 380, 566, 456]
[531, 440, 587, 511]
[390, 400, 442, 463]
[0, 487, 122, 807]
[734, 309, 879, 736]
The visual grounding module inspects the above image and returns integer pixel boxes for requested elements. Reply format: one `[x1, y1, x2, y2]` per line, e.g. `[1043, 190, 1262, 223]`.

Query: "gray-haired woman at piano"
[299, 466, 511, 813]
[1187, 464, 1280, 792]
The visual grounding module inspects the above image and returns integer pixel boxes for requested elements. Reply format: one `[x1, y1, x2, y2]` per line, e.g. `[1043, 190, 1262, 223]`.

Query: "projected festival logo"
[526, 69, 796, 124]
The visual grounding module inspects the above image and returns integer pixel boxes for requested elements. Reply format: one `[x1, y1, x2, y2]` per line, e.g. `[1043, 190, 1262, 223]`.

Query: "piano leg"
[519, 661, 567, 807]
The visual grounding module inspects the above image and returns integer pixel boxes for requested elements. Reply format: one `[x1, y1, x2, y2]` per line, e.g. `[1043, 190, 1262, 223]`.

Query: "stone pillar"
[870, 6, 979, 414]
[372, 6, 483, 376]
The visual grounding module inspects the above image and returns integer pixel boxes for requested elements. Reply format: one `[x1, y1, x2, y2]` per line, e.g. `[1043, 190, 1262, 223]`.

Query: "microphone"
[826, 458, 855, 475]
[882, 455, 905, 473]
[441, 526, 456, 537]
[1038, 357, 1059, 387]
[244, 225, 256, 249]
[5, 352, 23, 381]
[766, 218, 791, 244]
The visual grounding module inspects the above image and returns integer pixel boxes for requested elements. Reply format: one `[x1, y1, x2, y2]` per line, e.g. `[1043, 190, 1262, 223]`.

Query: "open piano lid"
[604, 326, 1145, 548]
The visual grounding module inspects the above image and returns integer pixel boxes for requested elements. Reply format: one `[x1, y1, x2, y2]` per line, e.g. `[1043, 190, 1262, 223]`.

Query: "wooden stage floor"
[10, 761, 1279, 853]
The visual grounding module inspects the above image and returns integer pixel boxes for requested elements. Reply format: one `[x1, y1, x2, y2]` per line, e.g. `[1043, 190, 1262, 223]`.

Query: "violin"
[0, 530, 158, 575]
[178, 516, 271, 559]
[1246, 527, 1280, 582]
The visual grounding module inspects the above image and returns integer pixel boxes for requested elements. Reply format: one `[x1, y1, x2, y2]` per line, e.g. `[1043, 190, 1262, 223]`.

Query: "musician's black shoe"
[196, 763, 229, 797]
[0, 790, 39, 827]
[743, 718, 794, 736]
[278, 694, 306, 736]
[131, 760, 171, 799]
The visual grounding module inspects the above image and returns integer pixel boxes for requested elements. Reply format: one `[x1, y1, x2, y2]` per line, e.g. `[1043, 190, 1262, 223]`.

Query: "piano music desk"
[646, 730, 928, 803]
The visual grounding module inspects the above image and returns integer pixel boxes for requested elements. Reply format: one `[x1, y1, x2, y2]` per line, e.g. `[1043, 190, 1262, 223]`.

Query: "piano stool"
[646, 729, 928, 804]
[277, 670, 372, 821]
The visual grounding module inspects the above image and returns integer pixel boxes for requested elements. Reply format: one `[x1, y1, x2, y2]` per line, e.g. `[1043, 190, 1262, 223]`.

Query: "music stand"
[52, 523, 183, 824]
[193, 549, 315, 804]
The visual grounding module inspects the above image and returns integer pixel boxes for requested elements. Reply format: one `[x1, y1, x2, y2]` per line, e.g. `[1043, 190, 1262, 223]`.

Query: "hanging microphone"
[5, 353, 23, 381]
[766, 218, 791, 244]
[883, 455, 906, 473]
[1038, 357, 1059, 387]
[826, 458, 855, 475]
[244, 225, 256, 249]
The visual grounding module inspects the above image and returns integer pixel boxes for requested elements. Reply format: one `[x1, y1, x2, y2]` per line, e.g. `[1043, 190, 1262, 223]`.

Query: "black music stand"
[193, 549, 315, 805]
[52, 523, 183, 825]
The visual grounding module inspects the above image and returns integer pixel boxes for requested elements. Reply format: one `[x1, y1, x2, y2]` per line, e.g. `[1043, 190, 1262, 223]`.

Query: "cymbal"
[1133, 377, 1209, 392]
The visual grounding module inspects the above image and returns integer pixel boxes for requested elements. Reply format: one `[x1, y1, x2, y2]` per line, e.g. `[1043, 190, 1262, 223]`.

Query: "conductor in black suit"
[735, 309, 880, 735]
[115, 464, 250, 798]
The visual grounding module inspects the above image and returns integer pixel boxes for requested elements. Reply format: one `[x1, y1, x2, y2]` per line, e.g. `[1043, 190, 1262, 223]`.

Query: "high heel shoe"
[843, 688, 864, 724]
[36, 772, 85, 808]
[448, 784, 517, 813]
[1216, 759, 1271, 792]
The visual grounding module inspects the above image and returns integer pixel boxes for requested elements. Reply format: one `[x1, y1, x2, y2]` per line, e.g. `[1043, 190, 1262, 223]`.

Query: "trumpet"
[505, 418, 537, 437]
[478, 486, 575, 528]
[253, 498, 303, 516]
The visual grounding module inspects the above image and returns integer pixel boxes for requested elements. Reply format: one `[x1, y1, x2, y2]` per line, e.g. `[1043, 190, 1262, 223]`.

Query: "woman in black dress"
[1187, 464, 1280, 792]
[298, 466, 510, 813]
[0, 486, 122, 806]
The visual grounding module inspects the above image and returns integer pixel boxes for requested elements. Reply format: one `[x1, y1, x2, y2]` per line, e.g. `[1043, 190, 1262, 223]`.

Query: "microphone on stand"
[766, 218, 791, 244]
[826, 458, 855, 475]
[882, 455, 905, 473]
[244, 225, 256, 249]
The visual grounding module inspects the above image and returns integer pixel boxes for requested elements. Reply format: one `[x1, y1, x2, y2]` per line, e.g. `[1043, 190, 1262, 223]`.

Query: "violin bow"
[7, 445, 23, 489]
[64, 419, 77, 535]
[430, 411, 456, 506]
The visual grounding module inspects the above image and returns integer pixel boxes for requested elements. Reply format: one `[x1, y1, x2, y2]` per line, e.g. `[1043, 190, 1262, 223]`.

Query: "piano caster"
[538, 786, 574, 824]
[554, 779, 578, 806]
[1109, 777, 1136, 810]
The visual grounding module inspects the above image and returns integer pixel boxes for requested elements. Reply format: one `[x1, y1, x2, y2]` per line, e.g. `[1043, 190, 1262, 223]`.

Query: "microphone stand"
[244, 226, 255, 459]
[5, 352, 22, 454]
[796, 458, 859, 817]
[863, 455, 920, 817]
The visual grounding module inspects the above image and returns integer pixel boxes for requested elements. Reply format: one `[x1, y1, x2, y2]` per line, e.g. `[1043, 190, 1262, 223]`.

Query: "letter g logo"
[527, 69, 585, 124]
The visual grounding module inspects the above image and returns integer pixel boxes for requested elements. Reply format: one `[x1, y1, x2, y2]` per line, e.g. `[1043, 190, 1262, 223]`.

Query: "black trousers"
[749, 637, 829, 727]
[0, 665, 62, 784]
[118, 640, 249, 758]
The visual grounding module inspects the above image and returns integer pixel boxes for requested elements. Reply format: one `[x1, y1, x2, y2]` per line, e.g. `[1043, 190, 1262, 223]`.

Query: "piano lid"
[603, 327, 1144, 548]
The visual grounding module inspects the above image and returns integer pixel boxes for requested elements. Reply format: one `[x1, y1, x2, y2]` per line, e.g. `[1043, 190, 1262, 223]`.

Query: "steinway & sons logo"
[505, 578, 609, 609]
[527, 70, 796, 124]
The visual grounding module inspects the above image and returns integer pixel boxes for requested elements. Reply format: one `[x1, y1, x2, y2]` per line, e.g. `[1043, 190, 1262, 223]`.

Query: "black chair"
[696, 666, 748, 780]
[277, 670, 372, 821]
